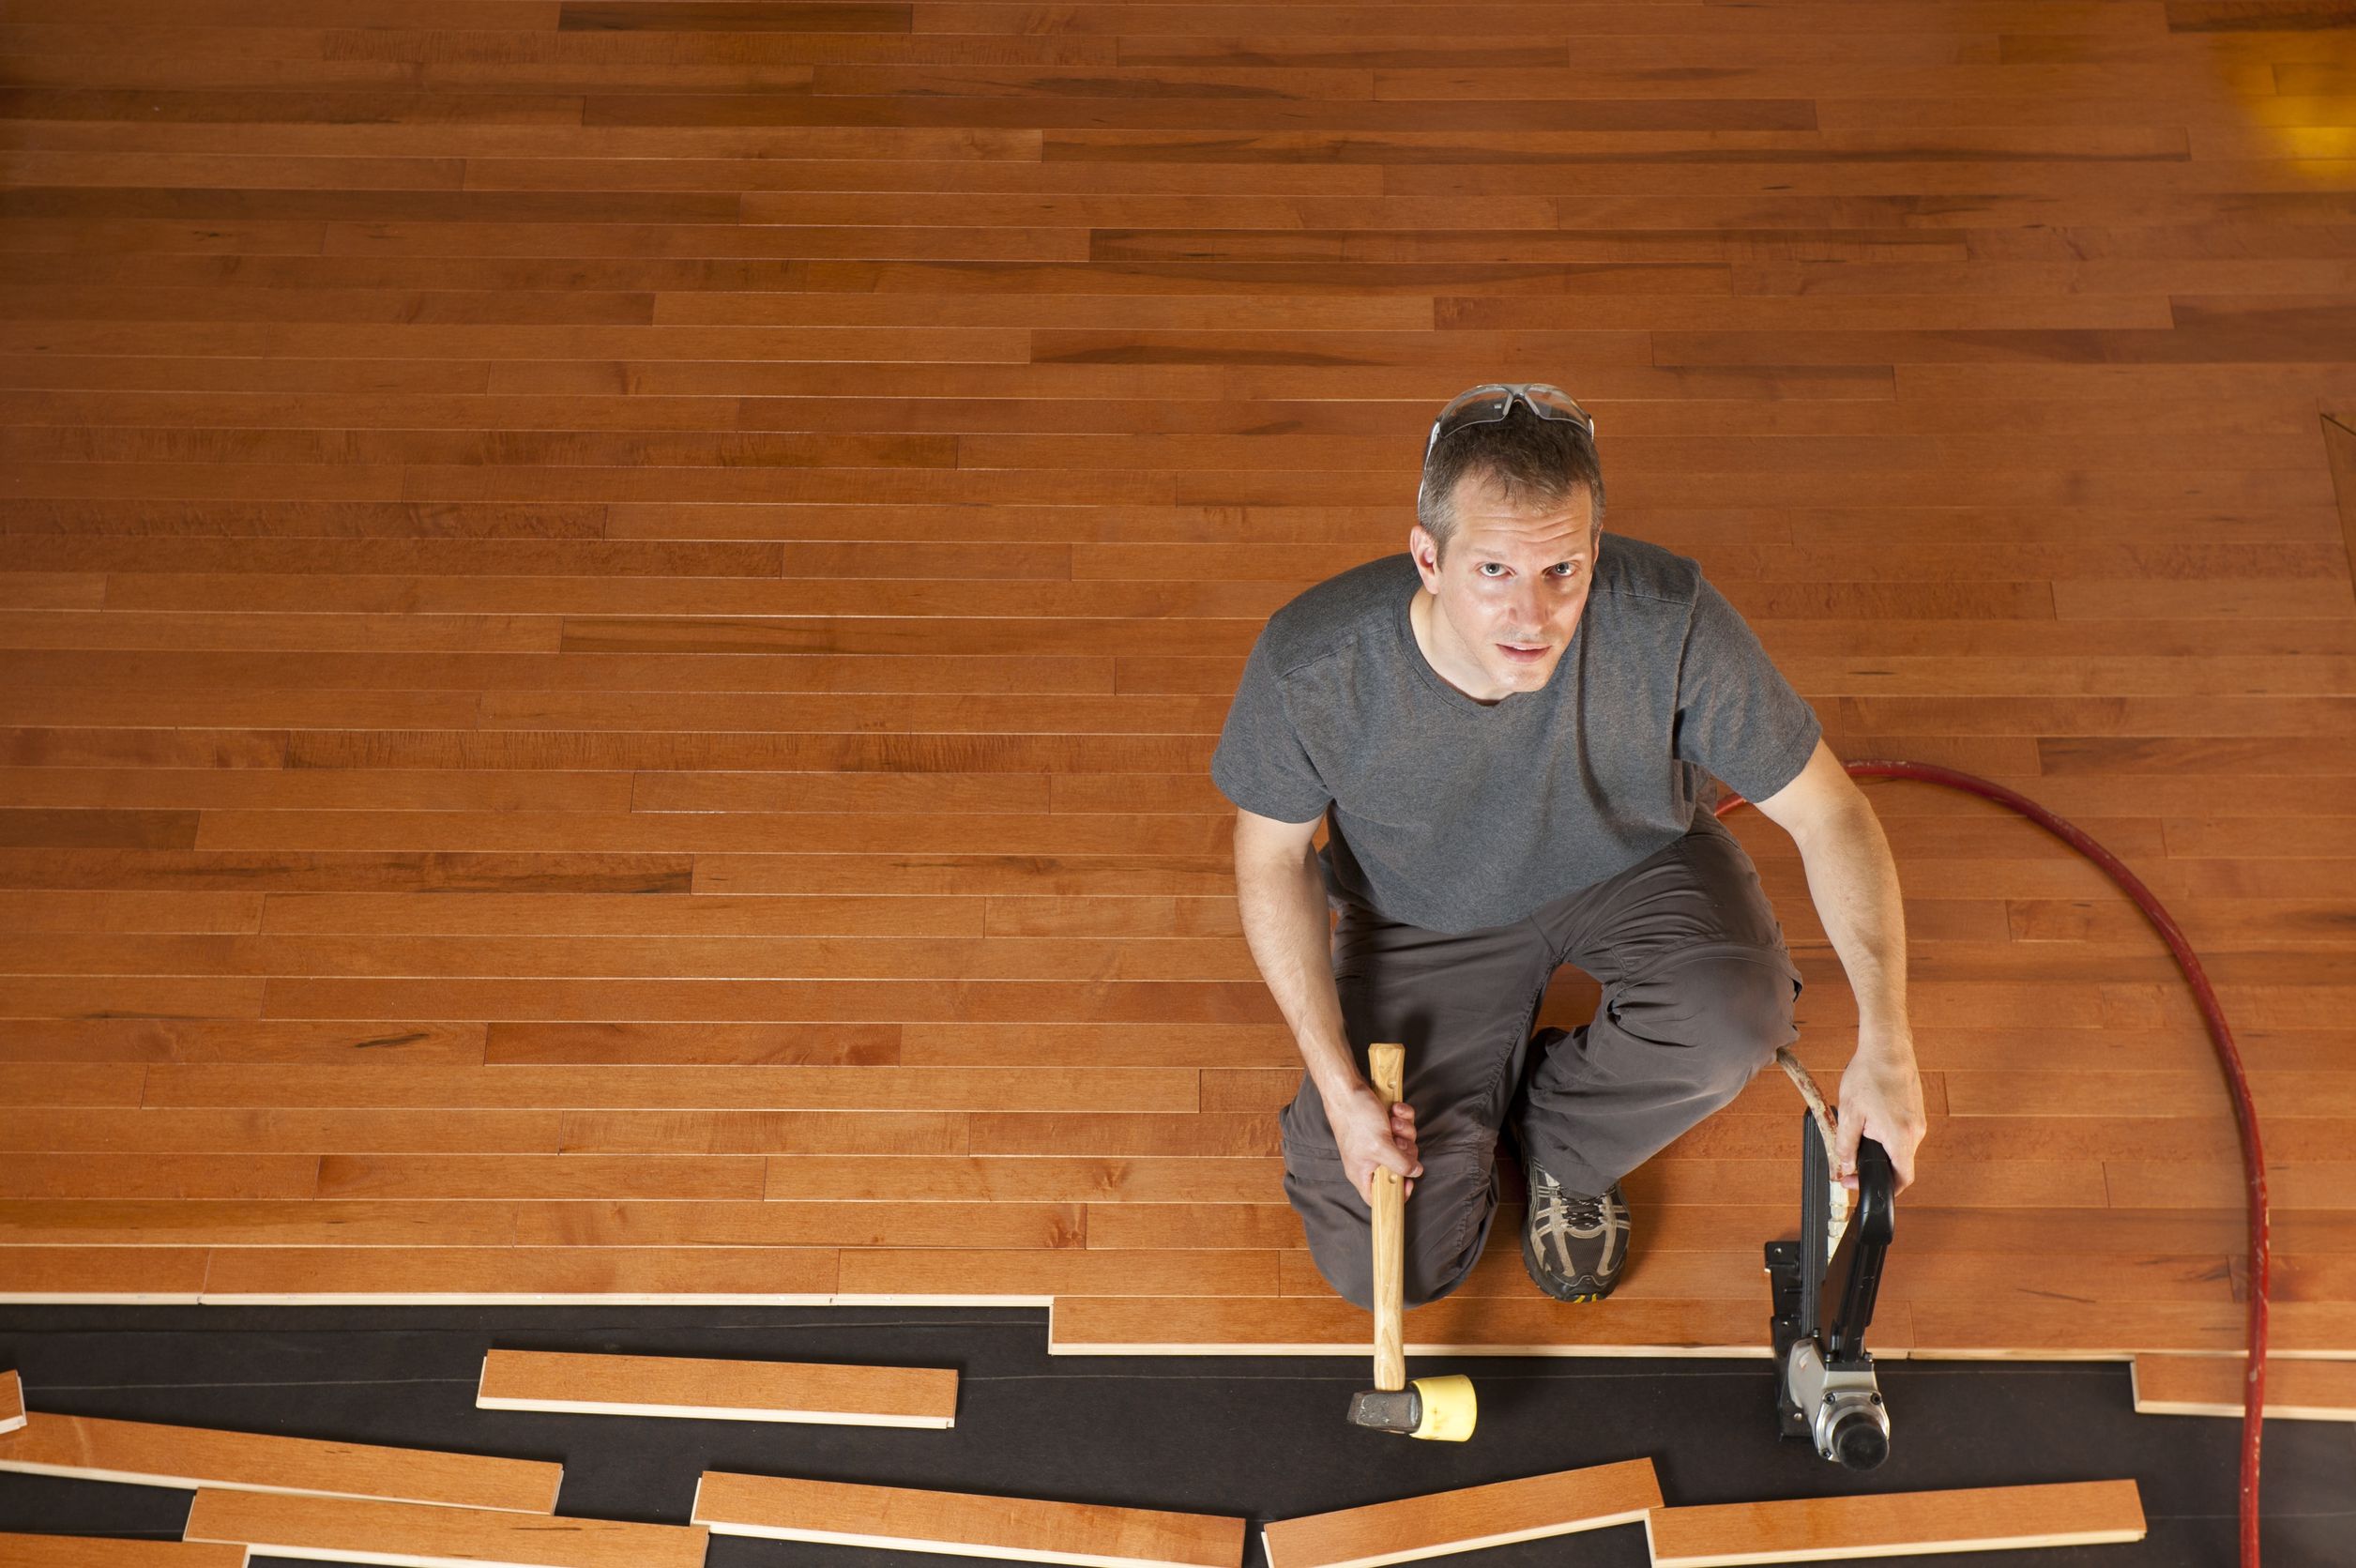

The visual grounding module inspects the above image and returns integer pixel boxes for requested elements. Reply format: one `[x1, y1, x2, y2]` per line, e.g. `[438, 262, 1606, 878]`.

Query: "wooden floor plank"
[1047, 1297, 1835, 1358]
[1645, 1480, 2146, 1566]
[1261, 1459, 1661, 1568]
[179, 1489, 706, 1568]
[476, 1347, 956, 1428]
[2131, 1354, 2356, 1422]
[198, 1247, 839, 1303]
[0, 1367, 21, 1435]
[0, 1411, 561, 1513]
[0, 1535, 247, 1567]
[692, 1470, 1244, 1568]
[0, 1248, 207, 1302]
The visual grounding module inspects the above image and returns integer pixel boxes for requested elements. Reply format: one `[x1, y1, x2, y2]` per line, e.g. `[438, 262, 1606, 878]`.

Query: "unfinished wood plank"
[1646, 1480, 2146, 1566]
[692, 1470, 1244, 1568]
[2132, 1354, 2356, 1422]
[180, 1487, 706, 1568]
[0, 1412, 559, 1513]
[0, 1367, 21, 1434]
[0, 1535, 247, 1567]
[477, 1347, 955, 1428]
[1262, 1458, 1661, 1568]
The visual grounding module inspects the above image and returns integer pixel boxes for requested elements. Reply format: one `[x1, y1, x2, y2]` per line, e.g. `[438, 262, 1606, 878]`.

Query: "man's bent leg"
[1514, 809, 1805, 1196]
[1279, 895, 1557, 1311]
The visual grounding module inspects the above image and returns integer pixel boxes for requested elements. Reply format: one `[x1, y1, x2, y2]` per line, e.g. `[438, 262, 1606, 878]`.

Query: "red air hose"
[1716, 759, 2271, 1568]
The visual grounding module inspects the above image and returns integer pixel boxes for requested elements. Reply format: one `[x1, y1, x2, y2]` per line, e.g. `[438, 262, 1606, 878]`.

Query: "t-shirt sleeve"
[1210, 630, 1333, 825]
[1672, 574, 1822, 801]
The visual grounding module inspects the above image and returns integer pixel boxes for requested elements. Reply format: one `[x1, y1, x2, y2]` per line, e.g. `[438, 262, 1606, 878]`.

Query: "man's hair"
[1415, 401, 1605, 568]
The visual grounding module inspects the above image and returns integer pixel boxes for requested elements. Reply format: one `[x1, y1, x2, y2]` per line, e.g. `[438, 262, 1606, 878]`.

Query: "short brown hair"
[1416, 402, 1605, 567]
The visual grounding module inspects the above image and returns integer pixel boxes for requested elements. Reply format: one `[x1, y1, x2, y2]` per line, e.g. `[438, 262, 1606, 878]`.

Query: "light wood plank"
[200, 1246, 837, 1303]
[2131, 1354, 2356, 1422]
[179, 1488, 706, 1568]
[1262, 1459, 1661, 1568]
[692, 1470, 1244, 1568]
[834, 1247, 1280, 1302]
[0, 1412, 558, 1513]
[0, 1535, 246, 1567]
[476, 1347, 955, 1428]
[0, 1247, 208, 1302]
[1645, 1480, 2146, 1566]
[1047, 1296, 1837, 1358]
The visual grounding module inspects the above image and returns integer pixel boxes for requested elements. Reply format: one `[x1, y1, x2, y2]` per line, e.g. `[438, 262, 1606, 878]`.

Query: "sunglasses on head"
[1422, 383, 1596, 463]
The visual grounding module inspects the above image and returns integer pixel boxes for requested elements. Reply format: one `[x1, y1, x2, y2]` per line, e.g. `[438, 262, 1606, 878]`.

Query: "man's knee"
[1619, 949, 1800, 1076]
[1283, 1145, 1497, 1311]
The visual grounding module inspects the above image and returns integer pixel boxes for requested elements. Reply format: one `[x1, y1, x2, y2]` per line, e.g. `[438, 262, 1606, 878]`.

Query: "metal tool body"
[1767, 1110, 1895, 1469]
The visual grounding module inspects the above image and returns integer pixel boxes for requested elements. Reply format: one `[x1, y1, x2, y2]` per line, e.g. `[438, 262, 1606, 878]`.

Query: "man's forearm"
[1234, 846, 1362, 1108]
[1792, 800, 1912, 1057]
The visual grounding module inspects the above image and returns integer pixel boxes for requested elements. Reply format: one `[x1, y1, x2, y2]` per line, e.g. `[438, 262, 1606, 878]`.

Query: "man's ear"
[1406, 525, 1442, 587]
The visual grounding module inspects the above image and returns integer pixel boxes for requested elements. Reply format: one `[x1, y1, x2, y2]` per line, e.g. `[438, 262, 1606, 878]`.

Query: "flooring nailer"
[1768, 1043, 1896, 1470]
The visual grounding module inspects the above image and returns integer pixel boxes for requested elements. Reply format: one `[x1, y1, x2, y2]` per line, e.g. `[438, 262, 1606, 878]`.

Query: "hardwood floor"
[1, 1, 2352, 1362]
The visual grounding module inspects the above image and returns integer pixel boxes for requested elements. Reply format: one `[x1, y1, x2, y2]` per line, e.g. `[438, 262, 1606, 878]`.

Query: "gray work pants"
[1281, 805, 1805, 1311]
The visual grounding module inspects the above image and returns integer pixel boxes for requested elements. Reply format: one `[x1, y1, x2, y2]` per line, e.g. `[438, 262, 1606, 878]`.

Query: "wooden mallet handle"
[1368, 1041, 1406, 1393]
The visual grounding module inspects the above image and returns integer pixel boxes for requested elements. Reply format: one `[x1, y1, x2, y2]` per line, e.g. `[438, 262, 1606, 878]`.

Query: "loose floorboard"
[178, 1488, 706, 1568]
[474, 1347, 957, 1427]
[0, 1411, 560, 1512]
[692, 1471, 1246, 1568]
[0, 0, 2348, 1367]
[1259, 1457, 1661, 1568]
[0, 1536, 247, 1567]
[2130, 1353, 2356, 1422]
[1645, 1479, 2148, 1567]
[0, 1369, 20, 1436]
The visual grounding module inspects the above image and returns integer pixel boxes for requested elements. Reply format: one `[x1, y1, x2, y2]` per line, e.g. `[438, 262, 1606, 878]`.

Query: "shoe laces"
[1531, 1164, 1612, 1241]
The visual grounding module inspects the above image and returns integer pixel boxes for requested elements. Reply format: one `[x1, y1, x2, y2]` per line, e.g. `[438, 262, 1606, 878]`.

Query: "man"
[1211, 384, 1927, 1312]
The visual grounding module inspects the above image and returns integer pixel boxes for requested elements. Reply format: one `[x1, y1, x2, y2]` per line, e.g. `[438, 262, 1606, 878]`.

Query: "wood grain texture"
[198, 1246, 839, 1303]
[1, 0, 2349, 1364]
[692, 1470, 1245, 1568]
[0, 1367, 20, 1435]
[475, 1347, 956, 1427]
[1048, 1294, 1891, 1358]
[1645, 1480, 2146, 1566]
[0, 1536, 246, 1567]
[2132, 1354, 2356, 1422]
[178, 1488, 706, 1568]
[0, 1411, 560, 1513]
[1261, 1458, 1661, 1568]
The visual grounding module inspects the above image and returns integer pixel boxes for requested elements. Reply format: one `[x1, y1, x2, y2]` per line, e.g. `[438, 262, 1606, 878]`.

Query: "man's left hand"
[1834, 1039, 1927, 1195]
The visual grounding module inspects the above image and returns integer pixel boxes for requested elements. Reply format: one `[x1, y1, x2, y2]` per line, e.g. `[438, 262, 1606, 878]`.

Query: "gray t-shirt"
[1210, 533, 1821, 934]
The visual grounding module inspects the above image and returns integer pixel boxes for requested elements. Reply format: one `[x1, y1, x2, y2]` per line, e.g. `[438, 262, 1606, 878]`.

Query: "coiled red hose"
[1716, 758, 2271, 1568]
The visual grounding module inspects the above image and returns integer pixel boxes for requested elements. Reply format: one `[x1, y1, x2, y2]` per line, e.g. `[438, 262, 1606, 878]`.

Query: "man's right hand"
[1328, 1082, 1421, 1206]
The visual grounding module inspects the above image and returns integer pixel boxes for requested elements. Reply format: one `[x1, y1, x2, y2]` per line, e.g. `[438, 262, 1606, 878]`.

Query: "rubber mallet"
[1345, 1041, 1477, 1441]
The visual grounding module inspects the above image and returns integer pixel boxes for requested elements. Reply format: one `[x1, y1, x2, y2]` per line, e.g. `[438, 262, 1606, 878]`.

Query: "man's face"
[1409, 474, 1597, 700]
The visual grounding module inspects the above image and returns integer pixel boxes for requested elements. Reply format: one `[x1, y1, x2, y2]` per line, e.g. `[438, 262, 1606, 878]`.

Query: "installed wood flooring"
[1, 2, 2353, 1366]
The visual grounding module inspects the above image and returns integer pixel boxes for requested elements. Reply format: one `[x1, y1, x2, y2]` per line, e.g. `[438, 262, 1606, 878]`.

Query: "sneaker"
[1522, 1159, 1630, 1302]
